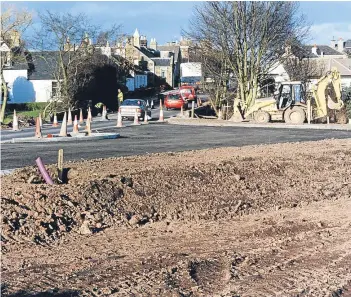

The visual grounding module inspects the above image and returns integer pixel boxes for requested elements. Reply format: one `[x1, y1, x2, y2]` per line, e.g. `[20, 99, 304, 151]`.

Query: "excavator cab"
[276, 82, 306, 109]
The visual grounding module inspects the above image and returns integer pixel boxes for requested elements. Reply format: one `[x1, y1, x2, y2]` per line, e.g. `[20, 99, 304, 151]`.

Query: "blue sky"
[5, 1, 351, 46]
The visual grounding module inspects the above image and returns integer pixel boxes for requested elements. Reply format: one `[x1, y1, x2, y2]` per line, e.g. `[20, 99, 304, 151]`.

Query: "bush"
[342, 87, 351, 118]
[5, 102, 47, 112]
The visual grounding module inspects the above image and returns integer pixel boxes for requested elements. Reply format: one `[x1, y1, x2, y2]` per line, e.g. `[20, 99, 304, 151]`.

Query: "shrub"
[5, 102, 47, 112]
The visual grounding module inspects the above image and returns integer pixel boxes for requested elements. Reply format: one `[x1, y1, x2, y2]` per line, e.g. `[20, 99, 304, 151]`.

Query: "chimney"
[150, 38, 157, 50]
[285, 44, 292, 55]
[338, 37, 344, 52]
[311, 44, 318, 56]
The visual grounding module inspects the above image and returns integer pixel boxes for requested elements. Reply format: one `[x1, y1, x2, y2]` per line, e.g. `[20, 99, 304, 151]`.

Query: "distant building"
[269, 38, 351, 88]
[110, 28, 184, 87]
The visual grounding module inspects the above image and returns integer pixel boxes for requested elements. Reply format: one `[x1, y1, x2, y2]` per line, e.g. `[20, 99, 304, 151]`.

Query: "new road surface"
[1, 122, 350, 170]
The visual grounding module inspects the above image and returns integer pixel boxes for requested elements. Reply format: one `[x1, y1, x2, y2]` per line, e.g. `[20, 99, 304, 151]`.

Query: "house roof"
[319, 58, 351, 76]
[27, 51, 60, 80]
[136, 46, 158, 58]
[303, 45, 343, 57]
[157, 45, 180, 62]
[151, 58, 171, 66]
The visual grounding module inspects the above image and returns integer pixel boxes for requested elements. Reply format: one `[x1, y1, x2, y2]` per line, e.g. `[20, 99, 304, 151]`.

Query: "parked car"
[180, 86, 197, 102]
[164, 92, 188, 110]
[119, 99, 151, 120]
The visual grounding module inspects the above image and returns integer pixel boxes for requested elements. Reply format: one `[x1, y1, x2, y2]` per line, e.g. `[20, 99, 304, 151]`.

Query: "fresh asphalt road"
[0, 105, 180, 141]
[1, 123, 350, 170]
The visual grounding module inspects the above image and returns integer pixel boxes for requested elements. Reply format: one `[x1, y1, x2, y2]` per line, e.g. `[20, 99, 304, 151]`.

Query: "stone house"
[269, 38, 351, 88]
[112, 29, 183, 88]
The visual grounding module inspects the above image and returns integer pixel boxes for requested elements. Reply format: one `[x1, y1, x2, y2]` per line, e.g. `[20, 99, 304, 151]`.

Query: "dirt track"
[1, 139, 351, 297]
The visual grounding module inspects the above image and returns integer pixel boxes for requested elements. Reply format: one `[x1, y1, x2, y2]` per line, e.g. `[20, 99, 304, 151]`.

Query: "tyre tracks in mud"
[3, 197, 351, 297]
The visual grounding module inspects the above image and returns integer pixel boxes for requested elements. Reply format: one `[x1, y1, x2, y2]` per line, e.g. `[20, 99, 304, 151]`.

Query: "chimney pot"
[338, 38, 344, 52]
[311, 45, 318, 55]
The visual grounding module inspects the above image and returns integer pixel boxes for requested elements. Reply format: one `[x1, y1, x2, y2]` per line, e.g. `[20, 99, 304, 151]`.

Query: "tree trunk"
[0, 71, 9, 123]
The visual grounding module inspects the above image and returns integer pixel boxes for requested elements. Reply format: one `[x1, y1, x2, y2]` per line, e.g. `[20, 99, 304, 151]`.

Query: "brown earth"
[1, 139, 351, 297]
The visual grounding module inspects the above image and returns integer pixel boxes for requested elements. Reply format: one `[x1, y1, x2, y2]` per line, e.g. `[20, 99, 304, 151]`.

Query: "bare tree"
[0, 3, 33, 123]
[283, 44, 325, 82]
[199, 42, 232, 115]
[186, 1, 308, 114]
[30, 11, 122, 111]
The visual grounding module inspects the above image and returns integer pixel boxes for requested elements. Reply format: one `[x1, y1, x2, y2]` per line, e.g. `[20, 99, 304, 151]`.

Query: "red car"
[164, 93, 188, 110]
[180, 86, 197, 102]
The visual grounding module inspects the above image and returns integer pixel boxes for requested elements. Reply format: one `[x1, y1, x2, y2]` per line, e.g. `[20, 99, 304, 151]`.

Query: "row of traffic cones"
[50, 107, 92, 129]
[12, 101, 162, 133]
[53, 107, 92, 128]
[34, 111, 92, 139]
[115, 102, 164, 128]
[12, 110, 42, 131]
[146, 99, 154, 109]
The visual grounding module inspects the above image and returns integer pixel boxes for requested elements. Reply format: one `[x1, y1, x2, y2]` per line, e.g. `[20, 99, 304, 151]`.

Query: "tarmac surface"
[1, 122, 351, 170]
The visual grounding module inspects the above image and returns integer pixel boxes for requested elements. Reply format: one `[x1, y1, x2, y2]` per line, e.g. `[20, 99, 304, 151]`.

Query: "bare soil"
[1, 139, 351, 297]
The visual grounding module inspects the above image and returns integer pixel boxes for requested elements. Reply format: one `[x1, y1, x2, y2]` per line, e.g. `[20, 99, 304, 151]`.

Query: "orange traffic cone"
[144, 112, 149, 124]
[53, 113, 59, 127]
[59, 112, 67, 137]
[158, 101, 164, 122]
[35, 117, 42, 138]
[39, 112, 43, 127]
[79, 108, 84, 124]
[116, 111, 123, 127]
[86, 118, 91, 136]
[132, 108, 140, 125]
[67, 108, 73, 125]
[72, 115, 79, 134]
[88, 107, 92, 122]
[12, 110, 19, 131]
[101, 105, 108, 121]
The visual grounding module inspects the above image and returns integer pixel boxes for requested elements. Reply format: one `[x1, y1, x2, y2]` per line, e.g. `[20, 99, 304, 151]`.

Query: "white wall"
[268, 64, 290, 83]
[160, 51, 170, 58]
[2, 69, 36, 103]
[180, 62, 202, 77]
[341, 77, 351, 88]
[3, 69, 27, 82]
[30, 80, 53, 102]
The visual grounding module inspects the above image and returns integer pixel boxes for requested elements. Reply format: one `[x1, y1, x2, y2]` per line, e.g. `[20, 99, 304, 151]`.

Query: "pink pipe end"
[35, 157, 54, 185]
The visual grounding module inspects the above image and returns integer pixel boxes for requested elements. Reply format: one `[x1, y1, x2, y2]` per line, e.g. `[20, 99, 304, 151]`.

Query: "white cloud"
[309, 22, 351, 45]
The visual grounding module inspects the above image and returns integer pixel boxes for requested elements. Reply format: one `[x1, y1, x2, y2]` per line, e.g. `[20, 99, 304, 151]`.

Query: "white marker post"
[191, 101, 195, 118]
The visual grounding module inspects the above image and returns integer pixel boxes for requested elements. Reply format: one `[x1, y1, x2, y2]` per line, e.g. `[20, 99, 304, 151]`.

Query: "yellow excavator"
[244, 67, 346, 124]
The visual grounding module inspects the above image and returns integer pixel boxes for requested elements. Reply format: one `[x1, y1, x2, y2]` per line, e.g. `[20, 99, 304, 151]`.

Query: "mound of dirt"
[1, 139, 351, 296]
[1, 139, 351, 247]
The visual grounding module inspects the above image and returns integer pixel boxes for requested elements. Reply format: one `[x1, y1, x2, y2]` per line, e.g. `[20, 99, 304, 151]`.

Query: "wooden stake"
[58, 149, 64, 183]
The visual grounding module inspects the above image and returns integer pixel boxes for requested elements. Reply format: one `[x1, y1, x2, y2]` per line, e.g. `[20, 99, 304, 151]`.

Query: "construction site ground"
[1, 139, 351, 297]
[167, 117, 351, 131]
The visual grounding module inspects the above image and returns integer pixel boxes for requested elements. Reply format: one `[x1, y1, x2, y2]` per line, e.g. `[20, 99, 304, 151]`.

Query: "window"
[161, 70, 166, 78]
[52, 81, 59, 98]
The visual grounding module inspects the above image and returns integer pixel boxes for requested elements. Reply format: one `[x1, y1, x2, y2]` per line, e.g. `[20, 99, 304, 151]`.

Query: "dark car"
[119, 99, 151, 120]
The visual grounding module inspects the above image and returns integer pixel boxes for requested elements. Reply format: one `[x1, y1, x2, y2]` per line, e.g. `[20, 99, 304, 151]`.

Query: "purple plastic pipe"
[35, 157, 54, 185]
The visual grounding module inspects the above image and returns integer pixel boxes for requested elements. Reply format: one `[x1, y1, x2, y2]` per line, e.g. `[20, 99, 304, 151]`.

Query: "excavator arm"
[311, 67, 344, 119]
